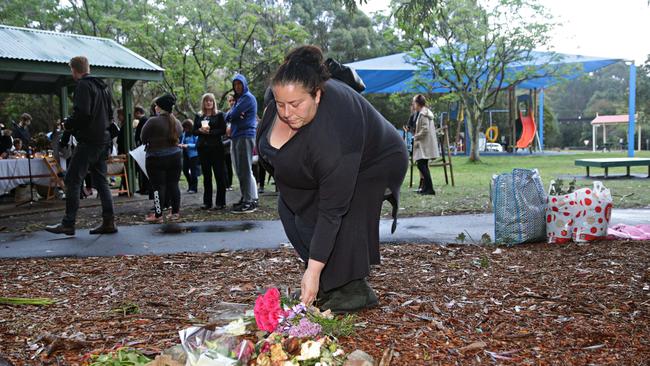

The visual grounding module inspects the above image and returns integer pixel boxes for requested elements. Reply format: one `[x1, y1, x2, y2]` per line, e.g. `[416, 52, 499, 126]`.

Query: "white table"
[0, 158, 53, 194]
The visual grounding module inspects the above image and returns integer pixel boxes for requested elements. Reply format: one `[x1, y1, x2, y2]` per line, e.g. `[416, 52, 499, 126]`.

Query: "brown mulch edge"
[1, 240, 649, 365]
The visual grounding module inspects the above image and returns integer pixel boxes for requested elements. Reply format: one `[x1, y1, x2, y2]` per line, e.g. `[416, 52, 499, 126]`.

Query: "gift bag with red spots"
[546, 181, 612, 243]
[545, 181, 580, 244]
[573, 181, 612, 242]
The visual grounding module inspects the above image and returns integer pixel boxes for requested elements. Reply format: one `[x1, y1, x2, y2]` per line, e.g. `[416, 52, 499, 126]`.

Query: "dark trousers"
[182, 152, 201, 192]
[146, 152, 182, 217]
[254, 162, 266, 189]
[198, 145, 227, 207]
[63, 142, 114, 226]
[224, 153, 233, 188]
[416, 159, 434, 193]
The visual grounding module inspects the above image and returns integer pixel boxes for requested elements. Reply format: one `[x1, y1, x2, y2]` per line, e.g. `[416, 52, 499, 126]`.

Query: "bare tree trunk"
[468, 107, 483, 162]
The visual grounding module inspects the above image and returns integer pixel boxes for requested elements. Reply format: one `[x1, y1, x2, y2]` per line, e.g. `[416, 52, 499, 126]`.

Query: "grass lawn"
[177, 151, 650, 221]
[390, 150, 650, 217]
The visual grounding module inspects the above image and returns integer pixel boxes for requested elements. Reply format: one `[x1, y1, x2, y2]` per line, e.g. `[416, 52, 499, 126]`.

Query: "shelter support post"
[59, 85, 68, 120]
[592, 125, 597, 152]
[603, 125, 607, 147]
[539, 88, 544, 151]
[638, 123, 642, 151]
[121, 79, 136, 196]
[628, 62, 636, 157]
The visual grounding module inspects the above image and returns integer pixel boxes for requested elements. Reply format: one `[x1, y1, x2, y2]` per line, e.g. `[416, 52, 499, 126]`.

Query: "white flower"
[282, 361, 299, 366]
[296, 340, 321, 360]
[223, 318, 246, 336]
[332, 348, 345, 357]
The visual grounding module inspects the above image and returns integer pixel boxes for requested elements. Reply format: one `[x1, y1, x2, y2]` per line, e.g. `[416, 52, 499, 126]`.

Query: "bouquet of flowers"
[176, 288, 355, 366]
[250, 288, 352, 366]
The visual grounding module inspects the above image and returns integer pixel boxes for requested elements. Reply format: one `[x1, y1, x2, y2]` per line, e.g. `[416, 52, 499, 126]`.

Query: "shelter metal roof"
[0, 24, 164, 94]
[591, 114, 637, 125]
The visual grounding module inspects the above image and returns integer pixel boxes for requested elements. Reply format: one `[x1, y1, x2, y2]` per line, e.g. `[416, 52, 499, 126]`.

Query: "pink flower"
[254, 288, 286, 332]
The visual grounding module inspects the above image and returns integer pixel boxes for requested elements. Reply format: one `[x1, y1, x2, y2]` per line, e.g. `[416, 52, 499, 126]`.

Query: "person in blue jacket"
[225, 74, 259, 214]
[179, 119, 200, 193]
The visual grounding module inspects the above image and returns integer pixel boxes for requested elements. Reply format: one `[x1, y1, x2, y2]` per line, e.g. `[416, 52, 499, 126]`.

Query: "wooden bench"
[575, 158, 650, 178]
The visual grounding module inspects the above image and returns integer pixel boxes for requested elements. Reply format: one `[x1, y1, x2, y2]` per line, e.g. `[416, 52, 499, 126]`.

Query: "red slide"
[516, 95, 536, 149]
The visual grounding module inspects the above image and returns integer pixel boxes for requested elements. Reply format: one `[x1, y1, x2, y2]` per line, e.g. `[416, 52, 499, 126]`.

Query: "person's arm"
[186, 135, 197, 149]
[140, 118, 152, 145]
[208, 113, 227, 136]
[225, 95, 253, 126]
[413, 114, 429, 141]
[66, 81, 92, 131]
[299, 125, 364, 305]
[192, 114, 204, 135]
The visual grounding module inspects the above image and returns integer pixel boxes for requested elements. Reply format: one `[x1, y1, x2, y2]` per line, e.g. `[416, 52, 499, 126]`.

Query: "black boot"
[45, 223, 75, 236]
[317, 279, 378, 314]
[89, 217, 118, 234]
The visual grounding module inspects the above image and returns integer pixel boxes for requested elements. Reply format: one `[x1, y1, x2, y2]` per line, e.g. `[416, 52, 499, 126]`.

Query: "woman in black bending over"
[257, 45, 408, 313]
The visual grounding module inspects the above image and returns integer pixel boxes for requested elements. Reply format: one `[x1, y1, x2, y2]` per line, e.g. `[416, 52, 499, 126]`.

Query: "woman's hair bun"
[273, 45, 330, 96]
[286, 45, 323, 67]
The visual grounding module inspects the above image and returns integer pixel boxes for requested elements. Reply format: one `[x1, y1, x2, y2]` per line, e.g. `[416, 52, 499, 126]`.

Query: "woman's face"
[412, 98, 422, 112]
[204, 98, 214, 110]
[272, 83, 321, 130]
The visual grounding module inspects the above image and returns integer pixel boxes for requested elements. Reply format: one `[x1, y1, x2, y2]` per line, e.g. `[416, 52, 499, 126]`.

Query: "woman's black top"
[193, 112, 227, 153]
[258, 79, 408, 291]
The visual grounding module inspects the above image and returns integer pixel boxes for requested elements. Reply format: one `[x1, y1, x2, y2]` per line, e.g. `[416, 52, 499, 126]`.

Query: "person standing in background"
[193, 93, 228, 210]
[180, 119, 200, 194]
[12, 113, 32, 147]
[225, 74, 258, 214]
[412, 94, 439, 195]
[46, 56, 117, 236]
[141, 94, 183, 222]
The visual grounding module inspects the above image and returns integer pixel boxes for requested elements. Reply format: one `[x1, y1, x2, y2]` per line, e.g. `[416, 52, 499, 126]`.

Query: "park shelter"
[0, 24, 164, 193]
[346, 48, 638, 157]
[590, 114, 642, 152]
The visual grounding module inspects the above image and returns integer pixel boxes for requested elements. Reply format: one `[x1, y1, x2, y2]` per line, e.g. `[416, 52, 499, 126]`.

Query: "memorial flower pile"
[173, 288, 356, 365]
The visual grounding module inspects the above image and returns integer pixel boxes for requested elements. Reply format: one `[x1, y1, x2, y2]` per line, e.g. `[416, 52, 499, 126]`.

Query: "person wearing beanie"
[140, 93, 183, 223]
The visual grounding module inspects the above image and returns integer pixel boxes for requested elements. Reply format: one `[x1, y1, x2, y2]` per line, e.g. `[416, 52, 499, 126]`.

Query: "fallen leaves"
[0, 240, 649, 365]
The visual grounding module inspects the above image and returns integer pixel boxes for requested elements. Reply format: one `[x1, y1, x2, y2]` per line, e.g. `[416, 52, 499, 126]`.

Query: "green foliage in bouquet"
[88, 347, 151, 366]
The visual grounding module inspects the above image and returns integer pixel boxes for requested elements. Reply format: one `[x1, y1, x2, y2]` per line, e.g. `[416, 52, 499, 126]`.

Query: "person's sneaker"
[232, 199, 245, 210]
[231, 201, 257, 214]
[200, 205, 212, 210]
[187, 190, 197, 194]
[212, 205, 226, 211]
[258, 187, 265, 194]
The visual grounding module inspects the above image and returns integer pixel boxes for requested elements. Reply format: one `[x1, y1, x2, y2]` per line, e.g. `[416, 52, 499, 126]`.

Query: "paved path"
[1, 209, 648, 259]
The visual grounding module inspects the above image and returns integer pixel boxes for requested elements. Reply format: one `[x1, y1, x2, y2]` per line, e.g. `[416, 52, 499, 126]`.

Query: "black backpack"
[325, 58, 366, 93]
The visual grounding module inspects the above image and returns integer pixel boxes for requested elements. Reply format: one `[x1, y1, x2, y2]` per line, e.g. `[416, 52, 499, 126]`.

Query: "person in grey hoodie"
[225, 74, 259, 213]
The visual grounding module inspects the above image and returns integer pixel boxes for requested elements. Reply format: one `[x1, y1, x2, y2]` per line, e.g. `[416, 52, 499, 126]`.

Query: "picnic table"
[575, 158, 650, 178]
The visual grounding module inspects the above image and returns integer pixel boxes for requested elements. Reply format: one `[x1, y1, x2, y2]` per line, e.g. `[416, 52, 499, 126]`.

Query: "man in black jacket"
[46, 56, 117, 236]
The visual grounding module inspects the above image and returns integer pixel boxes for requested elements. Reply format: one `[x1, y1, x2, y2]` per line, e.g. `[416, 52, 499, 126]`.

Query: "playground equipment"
[485, 126, 499, 143]
[516, 94, 536, 149]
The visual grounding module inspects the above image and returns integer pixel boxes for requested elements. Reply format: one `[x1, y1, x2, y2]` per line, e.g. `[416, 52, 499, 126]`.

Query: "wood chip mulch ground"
[1, 240, 649, 365]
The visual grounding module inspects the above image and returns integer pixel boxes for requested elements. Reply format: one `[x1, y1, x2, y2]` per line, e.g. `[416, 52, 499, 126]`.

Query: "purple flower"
[287, 317, 322, 338]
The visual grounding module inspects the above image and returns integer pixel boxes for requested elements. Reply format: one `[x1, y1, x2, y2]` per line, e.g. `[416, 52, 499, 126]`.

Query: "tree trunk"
[468, 107, 483, 162]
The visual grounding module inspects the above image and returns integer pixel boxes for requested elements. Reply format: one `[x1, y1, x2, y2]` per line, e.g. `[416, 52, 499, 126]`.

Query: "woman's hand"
[300, 259, 325, 306]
